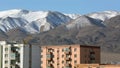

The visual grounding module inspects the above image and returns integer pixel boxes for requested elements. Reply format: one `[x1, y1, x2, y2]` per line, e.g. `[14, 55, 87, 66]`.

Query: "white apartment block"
[0, 41, 40, 68]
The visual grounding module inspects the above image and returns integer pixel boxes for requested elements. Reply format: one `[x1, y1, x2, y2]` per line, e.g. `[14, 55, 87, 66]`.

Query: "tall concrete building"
[41, 44, 100, 68]
[0, 41, 40, 68]
[0, 44, 3, 68]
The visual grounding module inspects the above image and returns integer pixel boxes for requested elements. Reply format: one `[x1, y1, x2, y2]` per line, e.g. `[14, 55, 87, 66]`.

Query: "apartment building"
[40, 44, 100, 68]
[0, 45, 3, 68]
[0, 41, 40, 68]
[75, 64, 120, 68]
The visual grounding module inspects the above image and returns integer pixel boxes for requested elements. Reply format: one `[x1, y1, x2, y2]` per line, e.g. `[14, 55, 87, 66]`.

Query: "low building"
[75, 64, 120, 68]
[0, 41, 40, 68]
[40, 44, 100, 68]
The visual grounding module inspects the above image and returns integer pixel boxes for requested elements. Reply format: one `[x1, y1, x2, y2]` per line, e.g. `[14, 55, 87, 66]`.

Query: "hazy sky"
[0, 0, 120, 14]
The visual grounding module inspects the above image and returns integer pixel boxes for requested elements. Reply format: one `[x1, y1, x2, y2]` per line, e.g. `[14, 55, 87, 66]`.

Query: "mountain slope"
[87, 11, 120, 21]
[0, 9, 72, 33]
[29, 15, 120, 53]
[0, 9, 120, 34]
[66, 15, 103, 29]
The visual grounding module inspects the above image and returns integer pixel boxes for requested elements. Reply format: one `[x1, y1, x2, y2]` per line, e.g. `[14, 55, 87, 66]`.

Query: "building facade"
[0, 41, 40, 68]
[0, 44, 3, 68]
[40, 44, 100, 68]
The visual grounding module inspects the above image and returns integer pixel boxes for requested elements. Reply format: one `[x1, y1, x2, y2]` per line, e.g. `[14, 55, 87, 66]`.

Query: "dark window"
[74, 48, 77, 51]
[41, 55, 43, 58]
[41, 49, 43, 52]
[52, 49, 54, 52]
[5, 48, 8, 51]
[62, 61, 64, 64]
[41, 61, 43, 64]
[74, 60, 77, 63]
[57, 50, 59, 52]
[62, 49, 64, 52]
[5, 61, 8, 64]
[74, 54, 77, 57]
[62, 55, 64, 57]
[5, 54, 8, 57]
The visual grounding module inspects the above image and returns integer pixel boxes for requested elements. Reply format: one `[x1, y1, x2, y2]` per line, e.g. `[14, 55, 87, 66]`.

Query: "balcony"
[11, 47, 20, 53]
[64, 56, 71, 61]
[64, 48, 71, 55]
[46, 52, 52, 55]
[46, 52, 53, 61]
[10, 53, 16, 60]
[64, 63, 72, 68]
[47, 64, 54, 68]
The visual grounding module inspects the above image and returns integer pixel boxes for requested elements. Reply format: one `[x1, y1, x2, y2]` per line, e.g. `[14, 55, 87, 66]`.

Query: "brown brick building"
[40, 44, 100, 68]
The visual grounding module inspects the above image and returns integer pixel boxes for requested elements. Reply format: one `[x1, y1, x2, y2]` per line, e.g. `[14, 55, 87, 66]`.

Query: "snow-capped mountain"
[64, 14, 81, 19]
[0, 9, 120, 34]
[0, 9, 72, 33]
[66, 15, 103, 29]
[87, 11, 120, 21]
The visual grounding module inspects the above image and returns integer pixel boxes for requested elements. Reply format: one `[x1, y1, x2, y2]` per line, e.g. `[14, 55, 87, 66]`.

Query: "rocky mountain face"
[29, 15, 120, 52]
[29, 15, 120, 63]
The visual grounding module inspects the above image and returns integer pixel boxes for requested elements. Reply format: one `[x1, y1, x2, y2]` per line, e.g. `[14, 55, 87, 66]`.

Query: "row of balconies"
[46, 63, 72, 68]
[11, 47, 20, 53]
[46, 47, 72, 68]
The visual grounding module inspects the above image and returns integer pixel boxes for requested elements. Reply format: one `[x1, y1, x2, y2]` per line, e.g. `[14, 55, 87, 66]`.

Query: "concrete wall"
[23, 44, 29, 68]
[31, 45, 40, 68]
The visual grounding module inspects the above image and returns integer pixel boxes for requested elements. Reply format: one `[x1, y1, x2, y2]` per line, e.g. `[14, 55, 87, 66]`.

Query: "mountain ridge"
[0, 9, 120, 33]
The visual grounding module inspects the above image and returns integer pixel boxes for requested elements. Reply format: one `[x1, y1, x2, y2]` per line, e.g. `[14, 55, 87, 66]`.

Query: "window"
[48, 49, 51, 52]
[74, 54, 77, 57]
[41, 55, 43, 58]
[62, 49, 64, 52]
[74, 60, 77, 63]
[52, 49, 54, 52]
[5, 60, 8, 64]
[74, 48, 77, 51]
[57, 50, 59, 52]
[5, 54, 8, 57]
[41, 61, 43, 64]
[62, 55, 64, 57]
[5, 48, 8, 51]
[62, 61, 64, 64]
[41, 49, 43, 52]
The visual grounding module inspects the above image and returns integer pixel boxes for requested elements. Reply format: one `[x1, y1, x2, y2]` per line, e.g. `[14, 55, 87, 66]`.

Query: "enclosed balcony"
[46, 64, 54, 68]
[64, 48, 71, 55]
[10, 52, 20, 63]
[46, 52, 53, 61]
[64, 63, 72, 68]
[64, 56, 71, 61]
[10, 53, 16, 60]
[11, 47, 20, 53]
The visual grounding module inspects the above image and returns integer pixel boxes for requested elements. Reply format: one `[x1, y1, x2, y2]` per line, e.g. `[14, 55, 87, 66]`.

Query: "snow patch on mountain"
[87, 11, 120, 21]
[64, 14, 81, 19]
